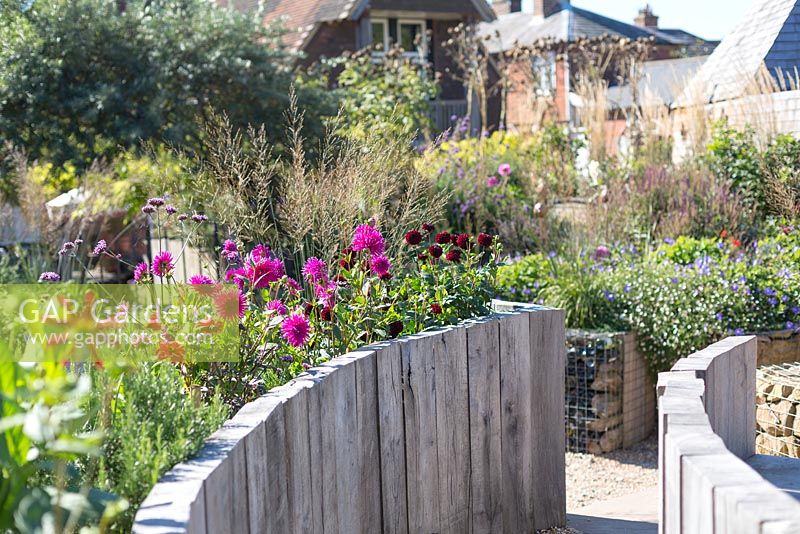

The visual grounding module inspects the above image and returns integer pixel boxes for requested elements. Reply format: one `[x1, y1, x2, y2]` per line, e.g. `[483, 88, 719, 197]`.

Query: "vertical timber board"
[499, 312, 534, 532]
[727, 343, 749, 459]
[187, 485, 206, 534]
[283, 383, 315, 533]
[402, 332, 442, 532]
[708, 349, 732, 450]
[354, 351, 382, 533]
[202, 458, 232, 533]
[264, 401, 290, 533]
[244, 397, 289, 533]
[530, 308, 567, 529]
[434, 327, 470, 534]
[743, 337, 757, 459]
[466, 317, 503, 534]
[302, 371, 328, 534]
[318, 357, 359, 534]
[376, 341, 409, 534]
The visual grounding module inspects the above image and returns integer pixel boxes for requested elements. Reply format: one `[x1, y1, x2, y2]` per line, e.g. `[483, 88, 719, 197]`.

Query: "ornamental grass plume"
[281, 313, 311, 347]
[187, 104, 445, 268]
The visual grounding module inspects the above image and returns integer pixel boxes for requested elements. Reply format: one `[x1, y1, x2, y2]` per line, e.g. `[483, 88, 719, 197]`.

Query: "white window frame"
[397, 18, 427, 59]
[370, 18, 389, 52]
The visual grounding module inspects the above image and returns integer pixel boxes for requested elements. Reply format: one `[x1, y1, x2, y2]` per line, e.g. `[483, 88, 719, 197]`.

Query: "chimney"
[634, 4, 659, 28]
[493, 0, 522, 15]
[534, 0, 566, 18]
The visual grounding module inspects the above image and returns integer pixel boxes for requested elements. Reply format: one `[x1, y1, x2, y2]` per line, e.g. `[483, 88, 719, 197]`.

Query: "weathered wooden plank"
[727, 342, 750, 459]
[680, 453, 762, 534]
[317, 355, 360, 534]
[282, 382, 315, 534]
[375, 340, 409, 534]
[354, 350, 382, 533]
[742, 337, 757, 459]
[499, 311, 534, 532]
[132, 463, 208, 534]
[466, 317, 503, 534]
[244, 396, 289, 534]
[402, 331, 442, 532]
[708, 348, 732, 450]
[530, 308, 566, 529]
[299, 369, 329, 534]
[435, 326, 470, 534]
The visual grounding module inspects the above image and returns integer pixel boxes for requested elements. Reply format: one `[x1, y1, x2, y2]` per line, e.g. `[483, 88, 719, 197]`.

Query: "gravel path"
[565, 434, 659, 511]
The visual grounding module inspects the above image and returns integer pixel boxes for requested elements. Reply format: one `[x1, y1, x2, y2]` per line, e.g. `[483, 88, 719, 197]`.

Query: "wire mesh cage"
[756, 362, 800, 458]
[565, 330, 656, 454]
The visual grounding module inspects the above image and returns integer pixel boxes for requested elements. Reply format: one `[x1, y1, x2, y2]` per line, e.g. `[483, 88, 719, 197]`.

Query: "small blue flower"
[792, 306, 800, 315]
[603, 290, 615, 302]
[624, 284, 631, 293]
[715, 312, 724, 321]
[787, 321, 795, 330]
[764, 287, 776, 296]
[769, 297, 778, 306]
[548, 250, 557, 259]
[734, 328, 745, 335]
[664, 238, 675, 245]
[522, 288, 532, 296]
[671, 277, 678, 284]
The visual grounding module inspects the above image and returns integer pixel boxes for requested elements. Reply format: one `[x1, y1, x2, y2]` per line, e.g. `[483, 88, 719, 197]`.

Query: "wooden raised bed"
[132, 303, 567, 533]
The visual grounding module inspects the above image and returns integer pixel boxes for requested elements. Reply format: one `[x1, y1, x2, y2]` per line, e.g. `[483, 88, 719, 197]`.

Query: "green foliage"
[497, 250, 625, 331]
[653, 236, 723, 265]
[89, 364, 228, 532]
[704, 121, 765, 209]
[0, 361, 126, 533]
[0, 0, 330, 170]
[322, 47, 439, 139]
[498, 232, 800, 375]
[704, 120, 800, 218]
[420, 128, 581, 254]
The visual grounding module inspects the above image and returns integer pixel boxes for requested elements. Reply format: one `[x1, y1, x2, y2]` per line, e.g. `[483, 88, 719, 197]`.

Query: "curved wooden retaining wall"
[133, 304, 566, 533]
[658, 336, 800, 534]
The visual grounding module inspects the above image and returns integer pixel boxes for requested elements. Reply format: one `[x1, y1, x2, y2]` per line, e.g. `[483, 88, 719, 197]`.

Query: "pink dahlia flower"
[266, 299, 288, 315]
[370, 255, 391, 277]
[153, 250, 175, 277]
[133, 262, 151, 283]
[281, 313, 311, 347]
[189, 274, 215, 285]
[486, 176, 500, 187]
[214, 287, 247, 319]
[351, 224, 385, 256]
[302, 257, 328, 283]
[498, 163, 512, 177]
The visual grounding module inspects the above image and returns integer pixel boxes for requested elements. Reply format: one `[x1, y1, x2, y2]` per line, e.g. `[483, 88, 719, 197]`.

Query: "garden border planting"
[132, 302, 567, 533]
[657, 336, 800, 534]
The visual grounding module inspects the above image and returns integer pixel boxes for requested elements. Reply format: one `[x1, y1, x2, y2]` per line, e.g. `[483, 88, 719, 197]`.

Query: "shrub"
[89, 363, 228, 532]
[0, 0, 331, 169]
[0, 361, 126, 532]
[420, 127, 581, 254]
[587, 163, 753, 246]
[498, 232, 800, 375]
[319, 46, 439, 139]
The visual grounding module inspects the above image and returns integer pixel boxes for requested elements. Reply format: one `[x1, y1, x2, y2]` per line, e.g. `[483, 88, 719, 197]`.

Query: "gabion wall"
[756, 362, 800, 457]
[565, 331, 655, 454]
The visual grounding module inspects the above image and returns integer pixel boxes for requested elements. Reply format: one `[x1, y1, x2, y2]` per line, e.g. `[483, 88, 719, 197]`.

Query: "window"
[399, 20, 425, 53]
[371, 19, 388, 51]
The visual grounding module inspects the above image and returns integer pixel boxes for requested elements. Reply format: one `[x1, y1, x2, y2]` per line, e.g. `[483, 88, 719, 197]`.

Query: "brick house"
[480, 1, 717, 131]
[226, 0, 497, 129]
